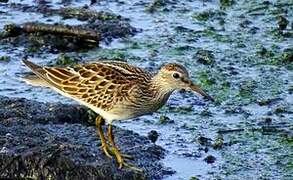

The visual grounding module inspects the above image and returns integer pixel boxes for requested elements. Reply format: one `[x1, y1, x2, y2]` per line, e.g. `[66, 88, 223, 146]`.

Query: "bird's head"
[154, 63, 214, 102]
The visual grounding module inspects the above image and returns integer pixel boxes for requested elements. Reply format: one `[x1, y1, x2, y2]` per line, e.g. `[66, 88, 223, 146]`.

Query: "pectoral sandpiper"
[22, 59, 214, 170]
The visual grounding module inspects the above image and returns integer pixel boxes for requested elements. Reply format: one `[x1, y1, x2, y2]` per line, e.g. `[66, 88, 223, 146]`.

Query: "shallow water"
[0, 0, 292, 179]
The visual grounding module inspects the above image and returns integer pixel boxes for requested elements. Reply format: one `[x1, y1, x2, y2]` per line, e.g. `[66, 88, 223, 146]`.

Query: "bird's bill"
[189, 83, 214, 102]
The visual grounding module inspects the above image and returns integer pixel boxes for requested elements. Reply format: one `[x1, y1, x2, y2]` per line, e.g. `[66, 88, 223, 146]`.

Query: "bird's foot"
[111, 146, 142, 172]
[120, 162, 144, 172]
[109, 147, 133, 160]
[100, 142, 112, 158]
[101, 144, 133, 160]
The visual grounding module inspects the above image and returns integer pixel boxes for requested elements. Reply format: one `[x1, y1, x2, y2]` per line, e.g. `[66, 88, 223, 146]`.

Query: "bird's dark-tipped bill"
[189, 83, 214, 102]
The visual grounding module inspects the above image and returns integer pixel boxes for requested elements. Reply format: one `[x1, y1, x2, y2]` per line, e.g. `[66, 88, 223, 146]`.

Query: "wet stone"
[0, 4, 138, 53]
[157, 115, 174, 124]
[196, 136, 212, 146]
[204, 155, 216, 164]
[276, 15, 289, 31]
[193, 49, 215, 65]
[0, 96, 172, 179]
[147, 130, 159, 144]
[257, 116, 273, 126]
[0, 55, 10, 62]
[220, 0, 234, 8]
[257, 97, 281, 106]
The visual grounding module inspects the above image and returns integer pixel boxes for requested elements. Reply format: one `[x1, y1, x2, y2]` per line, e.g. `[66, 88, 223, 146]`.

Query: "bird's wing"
[23, 60, 151, 111]
[22, 60, 148, 111]
[98, 60, 151, 76]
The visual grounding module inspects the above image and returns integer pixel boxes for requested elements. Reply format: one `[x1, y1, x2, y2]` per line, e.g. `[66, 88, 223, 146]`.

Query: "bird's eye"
[172, 72, 180, 79]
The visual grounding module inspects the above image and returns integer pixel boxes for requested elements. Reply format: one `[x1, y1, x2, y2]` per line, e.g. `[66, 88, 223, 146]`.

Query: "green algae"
[256, 47, 293, 70]
[0, 0, 292, 179]
[167, 104, 193, 114]
[88, 48, 142, 62]
[192, 9, 226, 22]
[0, 55, 10, 62]
[60, 7, 121, 21]
[194, 68, 232, 104]
[219, 130, 293, 179]
[193, 49, 215, 65]
[220, 0, 234, 8]
[157, 115, 174, 124]
[145, 0, 168, 13]
[54, 53, 80, 66]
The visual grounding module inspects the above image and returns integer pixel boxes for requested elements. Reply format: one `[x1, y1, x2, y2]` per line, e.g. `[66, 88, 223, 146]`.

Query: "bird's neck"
[148, 75, 174, 106]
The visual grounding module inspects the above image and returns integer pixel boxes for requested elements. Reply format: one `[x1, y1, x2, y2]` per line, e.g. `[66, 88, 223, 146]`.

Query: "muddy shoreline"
[0, 96, 173, 179]
[0, 0, 292, 179]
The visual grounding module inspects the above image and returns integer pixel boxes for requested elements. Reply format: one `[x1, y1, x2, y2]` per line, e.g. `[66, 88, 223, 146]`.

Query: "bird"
[22, 59, 214, 170]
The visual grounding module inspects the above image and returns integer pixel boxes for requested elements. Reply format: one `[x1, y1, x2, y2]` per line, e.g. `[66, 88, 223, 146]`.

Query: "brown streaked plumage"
[22, 59, 214, 170]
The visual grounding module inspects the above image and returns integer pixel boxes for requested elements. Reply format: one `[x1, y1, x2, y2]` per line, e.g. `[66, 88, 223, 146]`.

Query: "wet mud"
[0, 96, 173, 179]
[0, 0, 292, 179]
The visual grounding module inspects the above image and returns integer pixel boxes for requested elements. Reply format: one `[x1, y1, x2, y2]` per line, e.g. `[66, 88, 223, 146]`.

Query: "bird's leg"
[107, 124, 123, 167]
[95, 116, 112, 158]
[107, 124, 142, 172]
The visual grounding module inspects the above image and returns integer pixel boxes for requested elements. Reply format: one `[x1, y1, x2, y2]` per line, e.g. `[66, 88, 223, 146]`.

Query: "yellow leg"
[95, 116, 112, 158]
[107, 124, 123, 168]
[107, 124, 142, 172]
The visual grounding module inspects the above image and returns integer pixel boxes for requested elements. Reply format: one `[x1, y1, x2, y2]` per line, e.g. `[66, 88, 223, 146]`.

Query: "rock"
[203, 155, 216, 164]
[199, 108, 213, 117]
[157, 115, 174, 124]
[196, 136, 212, 146]
[257, 116, 273, 125]
[220, 0, 234, 7]
[257, 97, 282, 106]
[193, 49, 215, 65]
[0, 96, 172, 179]
[281, 48, 293, 63]
[147, 130, 159, 143]
[272, 103, 289, 114]
[145, 0, 171, 13]
[1, 4, 138, 53]
[276, 15, 289, 31]
[0, 55, 10, 62]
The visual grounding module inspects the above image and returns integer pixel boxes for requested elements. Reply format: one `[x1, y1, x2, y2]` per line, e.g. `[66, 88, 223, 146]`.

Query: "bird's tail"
[22, 59, 49, 87]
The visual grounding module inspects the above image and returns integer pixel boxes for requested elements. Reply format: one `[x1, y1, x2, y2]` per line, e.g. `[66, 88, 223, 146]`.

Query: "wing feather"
[22, 59, 147, 111]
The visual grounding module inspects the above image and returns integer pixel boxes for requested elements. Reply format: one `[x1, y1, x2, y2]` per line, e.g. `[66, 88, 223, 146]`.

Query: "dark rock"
[196, 136, 212, 146]
[272, 103, 290, 114]
[289, 85, 293, 94]
[193, 49, 215, 65]
[220, 0, 234, 8]
[1, 4, 138, 53]
[199, 108, 213, 117]
[256, 97, 281, 106]
[276, 15, 289, 31]
[174, 26, 194, 33]
[0, 96, 172, 179]
[257, 116, 273, 125]
[281, 48, 293, 63]
[147, 130, 159, 143]
[157, 115, 174, 124]
[145, 0, 173, 13]
[239, 79, 257, 94]
[203, 155, 216, 164]
[87, 19, 138, 43]
[0, 55, 10, 62]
